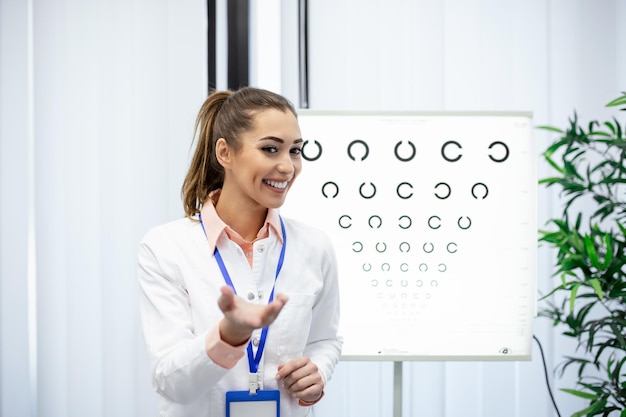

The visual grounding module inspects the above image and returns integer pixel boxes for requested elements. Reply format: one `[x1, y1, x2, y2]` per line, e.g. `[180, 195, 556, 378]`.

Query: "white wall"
[1, 0, 624, 416]
[1, 1, 36, 416]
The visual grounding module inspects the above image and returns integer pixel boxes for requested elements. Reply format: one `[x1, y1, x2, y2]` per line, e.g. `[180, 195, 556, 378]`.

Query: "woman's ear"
[215, 138, 231, 168]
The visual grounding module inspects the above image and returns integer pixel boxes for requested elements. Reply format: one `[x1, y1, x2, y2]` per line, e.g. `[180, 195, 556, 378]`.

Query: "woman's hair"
[181, 86, 297, 218]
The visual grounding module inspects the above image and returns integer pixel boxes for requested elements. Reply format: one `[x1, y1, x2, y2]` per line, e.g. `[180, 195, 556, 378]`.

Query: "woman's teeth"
[264, 180, 288, 189]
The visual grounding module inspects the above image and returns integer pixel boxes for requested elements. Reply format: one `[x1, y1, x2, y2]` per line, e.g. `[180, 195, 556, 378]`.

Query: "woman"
[138, 87, 342, 416]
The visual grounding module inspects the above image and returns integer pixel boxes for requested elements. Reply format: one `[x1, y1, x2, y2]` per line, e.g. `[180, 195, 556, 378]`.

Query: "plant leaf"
[603, 121, 616, 135]
[585, 235, 601, 269]
[537, 125, 564, 133]
[561, 387, 598, 400]
[600, 234, 613, 270]
[606, 93, 626, 108]
[587, 278, 604, 300]
[570, 282, 581, 312]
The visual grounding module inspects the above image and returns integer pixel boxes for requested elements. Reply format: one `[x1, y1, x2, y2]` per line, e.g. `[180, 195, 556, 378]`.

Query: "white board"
[280, 111, 537, 361]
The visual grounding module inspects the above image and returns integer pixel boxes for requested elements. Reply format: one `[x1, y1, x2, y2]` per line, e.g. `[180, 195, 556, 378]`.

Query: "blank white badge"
[226, 390, 280, 417]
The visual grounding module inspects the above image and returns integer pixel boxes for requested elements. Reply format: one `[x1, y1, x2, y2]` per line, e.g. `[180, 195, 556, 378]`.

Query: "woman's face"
[221, 108, 303, 210]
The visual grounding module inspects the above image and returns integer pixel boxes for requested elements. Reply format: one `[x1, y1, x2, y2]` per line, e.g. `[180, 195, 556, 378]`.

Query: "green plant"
[538, 92, 626, 417]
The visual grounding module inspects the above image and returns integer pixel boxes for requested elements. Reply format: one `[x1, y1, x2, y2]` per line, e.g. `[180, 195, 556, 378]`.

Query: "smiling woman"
[137, 87, 343, 417]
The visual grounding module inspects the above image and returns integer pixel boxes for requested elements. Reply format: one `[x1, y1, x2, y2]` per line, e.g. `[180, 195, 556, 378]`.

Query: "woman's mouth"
[263, 179, 288, 190]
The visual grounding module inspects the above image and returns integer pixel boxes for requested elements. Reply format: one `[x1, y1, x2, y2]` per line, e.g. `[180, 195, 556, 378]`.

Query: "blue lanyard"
[199, 214, 286, 374]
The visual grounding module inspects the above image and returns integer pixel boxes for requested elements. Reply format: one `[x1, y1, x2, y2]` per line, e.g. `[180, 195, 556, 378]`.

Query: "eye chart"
[280, 111, 536, 361]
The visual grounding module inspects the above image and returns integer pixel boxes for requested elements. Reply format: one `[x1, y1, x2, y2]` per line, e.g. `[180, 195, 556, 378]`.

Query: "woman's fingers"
[275, 356, 323, 400]
[218, 286, 288, 334]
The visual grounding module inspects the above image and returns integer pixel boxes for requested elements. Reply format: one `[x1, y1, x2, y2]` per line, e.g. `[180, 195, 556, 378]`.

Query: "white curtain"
[1, 0, 207, 415]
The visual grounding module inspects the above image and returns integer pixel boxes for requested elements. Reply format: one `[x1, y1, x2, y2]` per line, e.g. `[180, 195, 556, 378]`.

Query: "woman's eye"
[262, 146, 278, 154]
[291, 147, 303, 155]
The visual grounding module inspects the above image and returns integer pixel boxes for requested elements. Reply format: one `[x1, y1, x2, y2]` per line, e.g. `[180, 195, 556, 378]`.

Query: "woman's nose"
[277, 153, 294, 174]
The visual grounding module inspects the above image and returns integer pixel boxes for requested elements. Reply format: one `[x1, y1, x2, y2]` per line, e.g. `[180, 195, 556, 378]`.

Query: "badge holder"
[226, 375, 280, 417]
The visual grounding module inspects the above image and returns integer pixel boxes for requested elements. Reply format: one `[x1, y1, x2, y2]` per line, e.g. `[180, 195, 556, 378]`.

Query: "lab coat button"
[253, 337, 260, 346]
[247, 292, 255, 301]
[258, 245, 265, 253]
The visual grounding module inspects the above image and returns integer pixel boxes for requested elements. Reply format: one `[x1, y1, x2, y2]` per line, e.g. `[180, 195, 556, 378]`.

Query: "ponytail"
[181, 90, 232, 218]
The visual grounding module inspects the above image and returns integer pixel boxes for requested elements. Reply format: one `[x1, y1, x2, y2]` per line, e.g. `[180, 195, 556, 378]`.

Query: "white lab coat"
[137, 214, 342, 417]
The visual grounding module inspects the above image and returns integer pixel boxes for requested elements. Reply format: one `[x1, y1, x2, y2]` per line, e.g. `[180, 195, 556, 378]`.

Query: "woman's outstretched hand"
[217, 285, 288, 346]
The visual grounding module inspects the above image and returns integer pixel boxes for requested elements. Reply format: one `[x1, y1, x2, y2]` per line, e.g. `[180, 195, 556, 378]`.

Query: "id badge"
[225, 390, 280, 417]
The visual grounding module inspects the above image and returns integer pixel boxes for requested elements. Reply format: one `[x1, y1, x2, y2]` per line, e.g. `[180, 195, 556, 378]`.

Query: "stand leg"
[394, 361, 402, 417]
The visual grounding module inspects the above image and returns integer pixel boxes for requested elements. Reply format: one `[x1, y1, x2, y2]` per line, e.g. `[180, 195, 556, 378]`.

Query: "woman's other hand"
[276, 356, 324, 404]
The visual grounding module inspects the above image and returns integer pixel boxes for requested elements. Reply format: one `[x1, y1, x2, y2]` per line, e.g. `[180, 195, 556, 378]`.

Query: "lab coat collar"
[199, 190, 284, 254]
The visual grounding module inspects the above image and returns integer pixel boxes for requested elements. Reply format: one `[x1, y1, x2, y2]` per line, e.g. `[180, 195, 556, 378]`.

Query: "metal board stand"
[394, 361, 403, 417]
